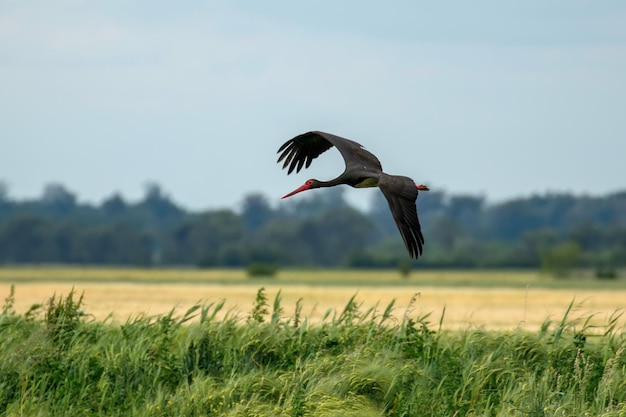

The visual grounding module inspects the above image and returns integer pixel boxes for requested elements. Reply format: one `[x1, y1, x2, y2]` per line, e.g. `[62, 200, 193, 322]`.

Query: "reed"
[1, 286, 625, 416]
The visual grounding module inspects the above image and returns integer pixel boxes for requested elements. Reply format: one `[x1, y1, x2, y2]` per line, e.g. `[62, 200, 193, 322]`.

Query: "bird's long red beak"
[416, 184, 430, 191]
[281, 183, 311, 199]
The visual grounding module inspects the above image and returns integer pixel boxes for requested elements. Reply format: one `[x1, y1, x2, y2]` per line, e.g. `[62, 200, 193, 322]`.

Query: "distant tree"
[448, 195, 483, 216]
[314, 187, 350, 209]
[42, 183, 77, 215]
[540, 242, 581, 277]
[0, 180, 8, 202]
[51, 222, 80, 263]
[486, 194, 581, 240]
[428, 216, 465, 251]
[0, 215, 51, 262]
[218, 245, 248, 267]
[606, 227, 626, 249]
[608, 192, 626, 227]
[138, 182, 184, 225]
[417, 190, 447, 216]
[610, 247, 626, 267]
[74, 223, 153, 265]
[165, 209, 243, 264]
[555, 192, 626, 231]
[534, 194, 577, 229]
[241, 193, 274, 230]
[447, 195, 485, 237]
[0, 181, 12, 221]
[1, 177, 626, 268]
[281, 187, 349, 219]
[299, 207, 375, 265]
[245, 219, 311, 265]
[522, 229, 559, 261]
[485, 199, 533, 240]
[101, 193, 128, 216]
[478, 242, 533, 268]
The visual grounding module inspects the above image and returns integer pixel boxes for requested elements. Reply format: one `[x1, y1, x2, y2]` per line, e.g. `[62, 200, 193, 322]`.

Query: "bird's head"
[281, 179, 320, 199]
[416, 184, 430, 191]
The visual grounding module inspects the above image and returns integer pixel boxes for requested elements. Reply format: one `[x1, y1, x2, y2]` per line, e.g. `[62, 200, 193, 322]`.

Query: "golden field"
[1, 267, 625, 330]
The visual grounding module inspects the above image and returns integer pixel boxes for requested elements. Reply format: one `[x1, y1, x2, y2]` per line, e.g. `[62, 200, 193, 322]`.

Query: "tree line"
[0, 181, 625, 270]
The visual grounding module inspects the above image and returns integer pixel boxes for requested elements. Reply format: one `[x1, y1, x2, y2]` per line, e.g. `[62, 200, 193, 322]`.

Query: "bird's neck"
[316, 177, 345, 188]
[317, 174, 379, 189]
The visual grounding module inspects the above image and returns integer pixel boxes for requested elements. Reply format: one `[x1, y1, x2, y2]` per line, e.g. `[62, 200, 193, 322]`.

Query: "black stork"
[277, 130, 429, 259]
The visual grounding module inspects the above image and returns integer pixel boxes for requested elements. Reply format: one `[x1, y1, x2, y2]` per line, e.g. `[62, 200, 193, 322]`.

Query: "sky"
[1, 1, 625, 211]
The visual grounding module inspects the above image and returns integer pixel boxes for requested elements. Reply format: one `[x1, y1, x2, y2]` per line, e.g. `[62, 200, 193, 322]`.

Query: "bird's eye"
[307, 180, 314, 185]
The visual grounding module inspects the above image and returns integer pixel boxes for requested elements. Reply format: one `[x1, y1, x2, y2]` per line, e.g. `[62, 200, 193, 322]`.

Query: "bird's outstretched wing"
[277, 131, 382, 175]
[378, 174, 424, 259]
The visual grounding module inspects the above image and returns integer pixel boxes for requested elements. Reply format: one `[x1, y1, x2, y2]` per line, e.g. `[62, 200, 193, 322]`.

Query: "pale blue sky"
[1, 1, 625, 210]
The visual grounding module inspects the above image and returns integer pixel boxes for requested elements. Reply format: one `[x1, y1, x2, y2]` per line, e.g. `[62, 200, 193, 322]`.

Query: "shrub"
[595, 267, 618, 280]
[246, 263, 278, 278]
[540, 242, 581, 277]
[398, 260, 412, 278]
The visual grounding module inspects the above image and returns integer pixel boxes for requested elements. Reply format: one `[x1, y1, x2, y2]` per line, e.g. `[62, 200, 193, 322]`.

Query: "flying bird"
[277, 131, 429, 259]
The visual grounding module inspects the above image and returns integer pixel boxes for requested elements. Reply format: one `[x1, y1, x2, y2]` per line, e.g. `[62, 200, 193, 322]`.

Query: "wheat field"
[2, 266, 625, 329]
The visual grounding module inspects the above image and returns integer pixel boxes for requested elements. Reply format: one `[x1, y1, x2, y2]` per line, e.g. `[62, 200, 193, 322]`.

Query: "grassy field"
[1, 287, 625, 416]
[1, 266, 624, 287]
[1, 267, 625, 330]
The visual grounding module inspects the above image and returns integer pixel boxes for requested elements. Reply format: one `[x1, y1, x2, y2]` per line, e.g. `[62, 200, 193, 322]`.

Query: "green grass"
[1, 286, 626, 416]
[1, 266, 625, 289]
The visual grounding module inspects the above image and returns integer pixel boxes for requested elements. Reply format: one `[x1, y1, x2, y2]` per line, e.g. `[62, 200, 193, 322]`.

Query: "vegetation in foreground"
[1, 286, 626, 416]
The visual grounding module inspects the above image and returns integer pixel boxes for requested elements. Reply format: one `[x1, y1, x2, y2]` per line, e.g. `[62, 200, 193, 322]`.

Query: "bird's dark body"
[277, 130, 427, 259]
